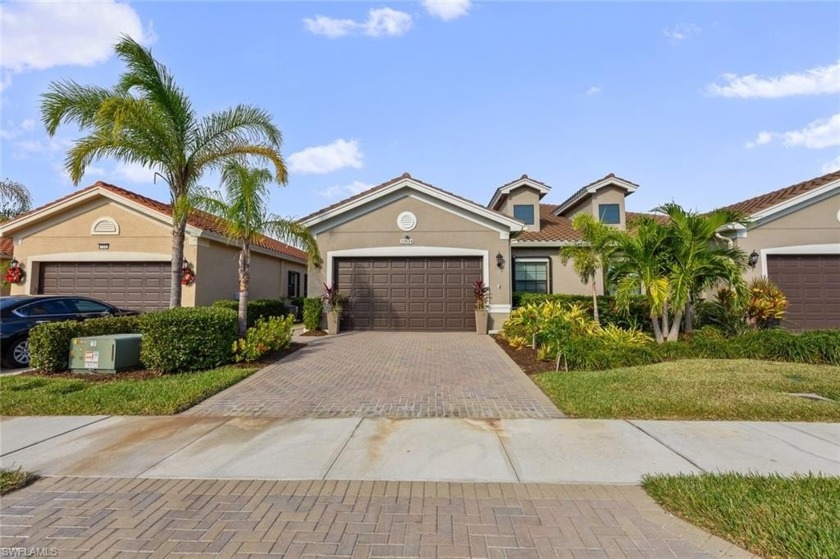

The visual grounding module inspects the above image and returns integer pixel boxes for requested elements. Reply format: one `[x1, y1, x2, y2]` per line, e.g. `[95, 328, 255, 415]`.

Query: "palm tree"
[192, 162, 320, 336]
[40, 35, 286, 308]
[0, 179, 33, 222]
[558, 214, 615, 324]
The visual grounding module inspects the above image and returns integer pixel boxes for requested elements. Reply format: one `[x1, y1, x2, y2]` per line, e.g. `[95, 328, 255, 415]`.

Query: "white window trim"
[513, 257, 550, 294]
[760, 244, 840, 277]
[90, 216, 120, 236]
[325, 246, 490, 294]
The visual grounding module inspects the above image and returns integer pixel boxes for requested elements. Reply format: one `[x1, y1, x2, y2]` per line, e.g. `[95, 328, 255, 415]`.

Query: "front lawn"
[534, 359, 840, 421]
[643, 473, 840, 559]
[0, 468, 37, 495]
[0, 366, 257, 415]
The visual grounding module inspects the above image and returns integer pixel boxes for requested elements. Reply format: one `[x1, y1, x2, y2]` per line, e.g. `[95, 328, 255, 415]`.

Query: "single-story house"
[0, 182, 308, 312]
[301, 170, 840, 331]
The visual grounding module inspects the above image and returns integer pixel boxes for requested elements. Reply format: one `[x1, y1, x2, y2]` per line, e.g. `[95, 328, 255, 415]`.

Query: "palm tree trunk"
[667, 311, 683, 342]
[238, 241, 250, 337]
[169, 216, 187, 308]
[684, 301, 694, 334]
[591, 281, 600, 325]
[651, 316, 664, 343]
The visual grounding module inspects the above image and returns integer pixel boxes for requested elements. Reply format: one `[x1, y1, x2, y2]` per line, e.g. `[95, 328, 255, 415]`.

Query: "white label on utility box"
[84, 351, 99, 369]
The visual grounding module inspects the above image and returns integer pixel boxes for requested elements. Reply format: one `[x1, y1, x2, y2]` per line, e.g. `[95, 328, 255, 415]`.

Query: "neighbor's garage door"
[767, 254, 840, 330]
[335, 257, 482, 331]
[38, 262, 171, 313]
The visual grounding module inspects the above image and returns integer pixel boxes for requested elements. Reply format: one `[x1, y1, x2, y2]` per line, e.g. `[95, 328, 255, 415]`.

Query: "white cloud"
[746, 114, 840, 151]
[663, 23, 701, 42]
[0, 0, 154, 88]
[113, 161, 158, 183]
[303, 8, 412, 38]
[20, 119, 35, 131]
[706, 60, 840, 98]
[422, 0, 471, 21]
[821, 155, 840, 174]
[586, 86, 602, 96]
[318, 181, 373, 199]
[288, 139, 364, 175]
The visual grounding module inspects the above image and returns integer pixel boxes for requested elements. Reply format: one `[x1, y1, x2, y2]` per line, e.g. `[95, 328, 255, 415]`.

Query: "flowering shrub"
[746, 278, 788, 329]
[501, 301, 597, 349]
[232, 314, 295, 362]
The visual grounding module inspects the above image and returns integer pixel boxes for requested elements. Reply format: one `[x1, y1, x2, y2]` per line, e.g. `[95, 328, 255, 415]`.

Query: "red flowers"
[3, 263, 24, 285]
[181, 265, 196, 286]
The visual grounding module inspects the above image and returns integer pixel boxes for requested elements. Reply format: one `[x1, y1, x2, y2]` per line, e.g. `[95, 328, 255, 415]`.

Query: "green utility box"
[69, 334, 142, 374]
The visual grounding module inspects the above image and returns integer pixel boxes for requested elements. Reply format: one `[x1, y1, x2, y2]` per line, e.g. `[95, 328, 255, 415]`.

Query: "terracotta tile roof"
[717, 170, 840, 217]
[2, 181, 308, 262]
[514, 204, 582, 243]
[0, 237, 13, 257]
[300, 172, 519, 225]
[554, 173, 639, 216]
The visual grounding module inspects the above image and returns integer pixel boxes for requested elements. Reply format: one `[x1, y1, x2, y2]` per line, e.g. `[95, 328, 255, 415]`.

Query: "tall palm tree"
[40, 35, 286, 308]
[0, 179, 33, 222]
[558, 214, 615, 324]
[192, 162, 320, 336]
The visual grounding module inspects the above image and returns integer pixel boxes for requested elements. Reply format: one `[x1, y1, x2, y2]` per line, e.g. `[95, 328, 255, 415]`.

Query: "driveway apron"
[185, 332, 562, 419]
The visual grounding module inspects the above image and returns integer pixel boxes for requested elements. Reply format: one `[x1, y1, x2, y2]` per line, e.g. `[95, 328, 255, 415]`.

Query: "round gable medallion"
[397, 211, 417, 231]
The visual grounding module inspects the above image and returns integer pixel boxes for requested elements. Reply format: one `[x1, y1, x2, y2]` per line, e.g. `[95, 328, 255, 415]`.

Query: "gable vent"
[91, 217, 119, 235]
[397, 211, 417, 232]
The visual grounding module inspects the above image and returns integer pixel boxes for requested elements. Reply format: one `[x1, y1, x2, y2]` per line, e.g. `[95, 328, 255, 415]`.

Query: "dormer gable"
[552, 173, 638, 229]
[489, 175, 551, 232]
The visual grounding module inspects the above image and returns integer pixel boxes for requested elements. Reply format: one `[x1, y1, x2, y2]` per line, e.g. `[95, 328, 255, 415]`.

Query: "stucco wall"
[498, 187, 541, 232]
[564, 186, 627, 229]
[735, 193, 840, 281]
[308, 195, 512, 311]
[511, 247, 600, 296]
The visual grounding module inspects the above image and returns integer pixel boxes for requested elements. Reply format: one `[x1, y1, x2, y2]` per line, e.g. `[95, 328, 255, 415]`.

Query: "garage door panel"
[336, 257, 480, 331]
[767, 254, 840, 330]
[39, 262, 171, 313]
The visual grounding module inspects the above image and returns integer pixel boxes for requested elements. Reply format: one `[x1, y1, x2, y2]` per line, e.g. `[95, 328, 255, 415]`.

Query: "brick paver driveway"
[0, 477, 753, 558]
[186, 332, 562, 419]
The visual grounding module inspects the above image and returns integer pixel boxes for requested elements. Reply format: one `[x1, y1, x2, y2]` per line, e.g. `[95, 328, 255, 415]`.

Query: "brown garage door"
[335, 257, 482, 331]
[39, 262, 171, 313]
[767, 254, 840, 330]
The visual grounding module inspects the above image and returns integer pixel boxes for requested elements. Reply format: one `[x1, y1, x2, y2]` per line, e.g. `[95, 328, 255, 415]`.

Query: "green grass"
[643, 473, 840, 559]
[0, 468, 37, 495]
[0, 366, 257, 415]
[534, 359, 840, 421]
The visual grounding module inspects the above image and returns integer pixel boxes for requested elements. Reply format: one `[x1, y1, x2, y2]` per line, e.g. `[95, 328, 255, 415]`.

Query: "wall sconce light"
[748, 250, 759, 269]
[496, 252, 505, 270]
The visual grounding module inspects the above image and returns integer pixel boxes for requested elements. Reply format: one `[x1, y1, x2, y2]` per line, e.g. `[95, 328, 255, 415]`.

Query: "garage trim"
[23, 251, 170, 295]
[326, 246, 490, 291]
[759, 244, 840, 277]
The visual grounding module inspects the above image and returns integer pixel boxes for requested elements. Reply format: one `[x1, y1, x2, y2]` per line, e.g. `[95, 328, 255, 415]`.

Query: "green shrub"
[557, 336, 661, 371]
[303, 298, 322, 330]
[29, 315, 142, 373]
[140, 307, 237, 373]
[799, 330, 840, 366]
[233, 315, 295, 362]
[515, 293, 651, 331]
[290, 296, 306, 321]
[212, 298, 290, 328]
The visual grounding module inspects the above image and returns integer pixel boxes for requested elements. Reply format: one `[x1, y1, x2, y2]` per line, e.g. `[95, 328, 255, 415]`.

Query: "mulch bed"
[493, 335, 552, 375]
[299, 329, 328, 337]
[21, 342, 305, 382]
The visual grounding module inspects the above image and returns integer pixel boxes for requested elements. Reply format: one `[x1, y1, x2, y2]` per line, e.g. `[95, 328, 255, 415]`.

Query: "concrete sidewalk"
[2, 416, 837, 482]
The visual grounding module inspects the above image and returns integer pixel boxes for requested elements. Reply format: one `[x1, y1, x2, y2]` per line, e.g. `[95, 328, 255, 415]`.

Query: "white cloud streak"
[288, 139, 364, 175]
[304, 8, 412, 38]
[663, 23, 701, 43]
[586, 86, 602, 96]
[318, 181, 373, 200]
[746, 114, 840, 150]
[822, 155, 840, 174]
[422, 0, 472, 21]
[707, 60, 840, 98]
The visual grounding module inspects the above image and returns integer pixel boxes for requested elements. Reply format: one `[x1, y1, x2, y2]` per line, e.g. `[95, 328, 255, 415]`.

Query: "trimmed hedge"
[290, 296, 306, 321]
[515, 293, 652, 331]
[212, 298, 291, 328]
[140, 307, 238, 373]
[29, 316, 141, 373]
[303, 298, 322, 330]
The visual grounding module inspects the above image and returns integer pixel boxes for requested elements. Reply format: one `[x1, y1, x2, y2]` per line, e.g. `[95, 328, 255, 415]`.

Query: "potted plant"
[322, 283, 346, 335]
[473, 279, 490, 335]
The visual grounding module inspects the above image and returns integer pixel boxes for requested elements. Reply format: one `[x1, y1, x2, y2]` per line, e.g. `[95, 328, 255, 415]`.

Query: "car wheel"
[5, 337, 30, 368]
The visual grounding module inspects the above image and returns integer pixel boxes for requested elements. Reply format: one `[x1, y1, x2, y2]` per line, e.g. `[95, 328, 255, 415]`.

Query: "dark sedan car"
[0, 295, 139, 369]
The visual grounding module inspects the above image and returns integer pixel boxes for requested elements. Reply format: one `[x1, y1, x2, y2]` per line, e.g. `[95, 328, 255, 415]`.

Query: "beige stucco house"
[0, 182, 308, 312]
[301, 170, 840, 332]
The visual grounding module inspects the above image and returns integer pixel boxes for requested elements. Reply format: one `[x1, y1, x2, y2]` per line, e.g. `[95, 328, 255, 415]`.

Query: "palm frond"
[40, 80, 116, 136]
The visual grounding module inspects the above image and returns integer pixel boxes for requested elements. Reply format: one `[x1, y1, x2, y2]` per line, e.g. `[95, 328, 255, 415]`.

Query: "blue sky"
[1, 1, 838, 220]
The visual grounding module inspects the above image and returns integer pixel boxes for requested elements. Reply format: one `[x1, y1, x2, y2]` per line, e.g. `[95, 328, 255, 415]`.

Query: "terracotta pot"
[327, 311, 340, 335]
[474, 309, 489, 335]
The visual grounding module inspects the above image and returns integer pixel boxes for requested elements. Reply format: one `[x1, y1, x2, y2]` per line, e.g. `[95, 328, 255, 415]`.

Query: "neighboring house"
[0, 182, 308, 312]
[0, 237, 13, 296]
[301, 170, 840, 332]
[718, 170, 840, 330]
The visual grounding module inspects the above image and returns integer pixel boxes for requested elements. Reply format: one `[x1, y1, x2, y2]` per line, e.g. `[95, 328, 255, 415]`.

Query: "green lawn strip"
[0, 366, 257, 415]
[533, 359, 840, 421]
[0, 468, 38, 495]
[643, 473, 840, 559]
